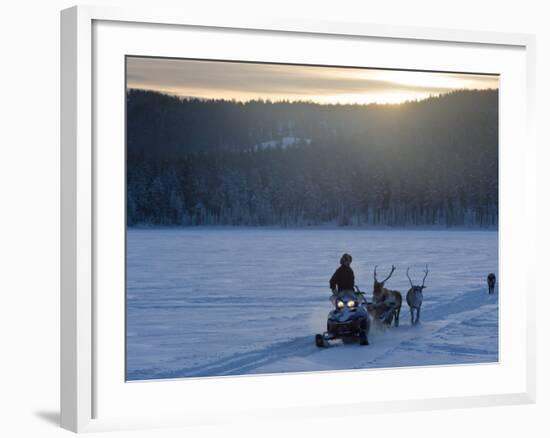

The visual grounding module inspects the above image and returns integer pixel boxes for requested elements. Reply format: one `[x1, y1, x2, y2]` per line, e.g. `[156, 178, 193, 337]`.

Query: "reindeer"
[371, 265, 402, 327]
[406, 265, 428, 325]
[487, 273, 496, 294]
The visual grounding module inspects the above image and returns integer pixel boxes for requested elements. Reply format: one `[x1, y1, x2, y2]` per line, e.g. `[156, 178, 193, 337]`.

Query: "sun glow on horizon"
[127, 57, 499, 105]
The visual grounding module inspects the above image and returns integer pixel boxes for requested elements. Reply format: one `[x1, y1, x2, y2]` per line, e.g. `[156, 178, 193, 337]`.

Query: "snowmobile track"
[131, 287, 497, 380]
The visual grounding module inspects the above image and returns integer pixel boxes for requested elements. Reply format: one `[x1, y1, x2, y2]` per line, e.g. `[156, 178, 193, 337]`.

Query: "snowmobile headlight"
[347, 300, 356, 308]
[337, 300, 345, 309]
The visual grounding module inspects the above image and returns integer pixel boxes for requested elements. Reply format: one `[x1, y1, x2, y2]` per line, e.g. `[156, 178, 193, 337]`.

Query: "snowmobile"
[315, 287, 371, 348]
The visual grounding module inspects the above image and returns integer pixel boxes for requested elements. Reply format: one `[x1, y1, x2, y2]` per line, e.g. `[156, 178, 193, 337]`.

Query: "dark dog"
[487, 273, 496, 294]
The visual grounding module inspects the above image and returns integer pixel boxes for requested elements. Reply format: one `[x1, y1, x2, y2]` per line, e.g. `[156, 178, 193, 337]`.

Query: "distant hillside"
[127, 89, 498, 227]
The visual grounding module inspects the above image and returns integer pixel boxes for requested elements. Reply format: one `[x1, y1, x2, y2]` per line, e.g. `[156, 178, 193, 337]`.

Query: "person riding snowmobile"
[329, 253, 355, 304]
[316, 253, 370, 347]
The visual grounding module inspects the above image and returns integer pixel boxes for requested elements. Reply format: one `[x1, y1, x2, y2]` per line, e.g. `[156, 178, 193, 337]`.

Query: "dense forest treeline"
[127, 89, 498, 227]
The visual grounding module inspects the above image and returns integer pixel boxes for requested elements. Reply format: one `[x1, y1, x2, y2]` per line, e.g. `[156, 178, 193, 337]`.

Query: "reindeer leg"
[410, 308, 414, 325]
[416, 305, 421, 324]
[394, 306, 400, 327]
[386, 303, 396, 326]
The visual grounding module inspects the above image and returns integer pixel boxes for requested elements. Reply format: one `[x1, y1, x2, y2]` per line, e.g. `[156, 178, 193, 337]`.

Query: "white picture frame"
[60, 4, 537, 433]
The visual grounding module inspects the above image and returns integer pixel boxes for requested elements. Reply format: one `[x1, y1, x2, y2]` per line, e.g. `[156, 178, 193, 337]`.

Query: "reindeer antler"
[421, 264, 429, 288]
[381, 265, 396, 283]
[406, 267, 414, 288]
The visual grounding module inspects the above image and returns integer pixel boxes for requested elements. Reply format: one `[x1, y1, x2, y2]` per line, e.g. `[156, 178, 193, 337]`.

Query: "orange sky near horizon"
[126, 57, 499, 105]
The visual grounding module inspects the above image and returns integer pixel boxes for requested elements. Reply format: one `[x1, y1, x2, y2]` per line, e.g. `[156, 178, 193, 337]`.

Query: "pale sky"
[126, 56, 498, 105]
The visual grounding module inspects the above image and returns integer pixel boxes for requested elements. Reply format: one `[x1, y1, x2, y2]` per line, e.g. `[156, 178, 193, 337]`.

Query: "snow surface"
[254, 136, 312, 150]
[126, 228, 498, 380]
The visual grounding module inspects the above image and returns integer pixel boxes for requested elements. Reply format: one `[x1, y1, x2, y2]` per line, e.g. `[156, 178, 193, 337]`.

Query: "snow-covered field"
[126, 228, 498, 380]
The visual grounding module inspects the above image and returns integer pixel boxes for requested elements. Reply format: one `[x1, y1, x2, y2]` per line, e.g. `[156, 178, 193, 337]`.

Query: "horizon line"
[127, 86, 498, 107]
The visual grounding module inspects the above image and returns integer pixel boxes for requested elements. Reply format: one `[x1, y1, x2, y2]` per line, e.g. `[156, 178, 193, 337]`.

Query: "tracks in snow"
[132, 287, 498, 379]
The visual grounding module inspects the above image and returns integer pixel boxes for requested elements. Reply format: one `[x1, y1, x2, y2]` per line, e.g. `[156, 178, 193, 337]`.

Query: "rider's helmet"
[340, 253, 352, 266]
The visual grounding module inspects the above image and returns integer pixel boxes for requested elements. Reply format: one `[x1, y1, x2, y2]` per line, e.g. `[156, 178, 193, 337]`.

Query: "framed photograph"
[61, 5, 536, 433]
